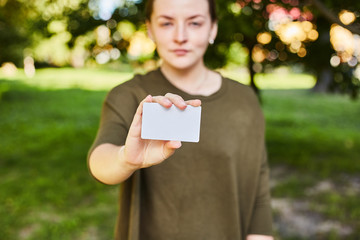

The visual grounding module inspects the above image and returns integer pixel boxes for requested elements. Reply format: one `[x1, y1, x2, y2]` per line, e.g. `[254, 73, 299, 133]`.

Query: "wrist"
[118, 145, 141, 171]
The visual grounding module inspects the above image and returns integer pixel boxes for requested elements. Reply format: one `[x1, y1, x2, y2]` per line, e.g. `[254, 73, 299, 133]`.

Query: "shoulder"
[221, 76, 264, 123]
[222, 76, 259, 103]
[107, 72, 144, 96]
[106, 69, 160, 102]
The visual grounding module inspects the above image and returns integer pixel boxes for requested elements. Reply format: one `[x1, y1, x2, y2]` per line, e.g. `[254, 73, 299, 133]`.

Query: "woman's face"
[147, 0, 217, 70]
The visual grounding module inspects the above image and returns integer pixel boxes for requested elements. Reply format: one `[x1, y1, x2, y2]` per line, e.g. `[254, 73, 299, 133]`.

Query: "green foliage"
[0, 1, 32, 65]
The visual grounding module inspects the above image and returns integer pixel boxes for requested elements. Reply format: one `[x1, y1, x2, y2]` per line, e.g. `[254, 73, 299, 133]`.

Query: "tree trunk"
[312, 66, 333, 93]
[248, 44, 260, 99]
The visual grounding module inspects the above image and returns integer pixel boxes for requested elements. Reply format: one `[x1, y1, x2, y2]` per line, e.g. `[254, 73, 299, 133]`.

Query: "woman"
[88, 0, 273, 239]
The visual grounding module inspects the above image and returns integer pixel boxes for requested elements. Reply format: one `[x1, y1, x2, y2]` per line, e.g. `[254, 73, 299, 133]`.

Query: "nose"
[174, 22, 187, 44]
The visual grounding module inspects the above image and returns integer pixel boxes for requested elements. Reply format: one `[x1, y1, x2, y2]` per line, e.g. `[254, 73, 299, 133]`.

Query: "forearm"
[89, 143, 139, 185]
[247, 148, 273, 240]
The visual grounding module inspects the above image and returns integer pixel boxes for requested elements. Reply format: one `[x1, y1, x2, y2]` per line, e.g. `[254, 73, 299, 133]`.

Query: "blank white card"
[141, 102, 202, 142]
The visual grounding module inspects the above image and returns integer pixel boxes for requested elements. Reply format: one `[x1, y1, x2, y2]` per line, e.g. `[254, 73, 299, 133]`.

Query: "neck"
[160, 62, 209, 95]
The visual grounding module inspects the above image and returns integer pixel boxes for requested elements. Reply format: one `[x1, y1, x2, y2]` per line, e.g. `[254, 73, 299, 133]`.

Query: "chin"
[163, 58, 200, 70]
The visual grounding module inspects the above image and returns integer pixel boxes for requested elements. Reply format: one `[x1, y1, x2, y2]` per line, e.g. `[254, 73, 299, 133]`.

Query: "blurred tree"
[0, 0, 101, 67]
[0, 1, 35, 66]
[212, 0, 360, 97]
[110, 0, 360, 97]
[1, 0, 359, 98]
[306, 0, 360, 98]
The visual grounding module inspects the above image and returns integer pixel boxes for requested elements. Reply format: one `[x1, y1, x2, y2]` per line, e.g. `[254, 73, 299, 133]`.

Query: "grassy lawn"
[263, 89, 360, 239]
[0, 68, 359, 239]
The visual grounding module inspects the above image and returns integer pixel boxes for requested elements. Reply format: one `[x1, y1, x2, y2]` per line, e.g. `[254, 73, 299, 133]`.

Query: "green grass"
[0, 68, 359, 239]
[0, 83, 118, 239]
[263, 89, 360, 239]
[263, 89, 360, 176]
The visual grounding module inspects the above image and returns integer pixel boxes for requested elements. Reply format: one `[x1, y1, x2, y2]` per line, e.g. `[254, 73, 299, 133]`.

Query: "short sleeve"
[248, 146, 273, 235]
[88, 78, 147, 156]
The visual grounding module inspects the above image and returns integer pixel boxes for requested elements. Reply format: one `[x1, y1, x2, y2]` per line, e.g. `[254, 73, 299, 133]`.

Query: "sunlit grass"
[1, 67, 316, 91]
[0, 68, 133, 91]
[256, 72, 316, 89]
[219, 68, 316, 89]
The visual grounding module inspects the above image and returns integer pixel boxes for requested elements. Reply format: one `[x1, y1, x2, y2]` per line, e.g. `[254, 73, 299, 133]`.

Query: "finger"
[165, 140, 182, 149]
[164, 93, 187, 109]
[128, 95, 152, 138]
[185, 99, 202, 107]
[163, 141, 182, 159]
[151, 95, 173, 108]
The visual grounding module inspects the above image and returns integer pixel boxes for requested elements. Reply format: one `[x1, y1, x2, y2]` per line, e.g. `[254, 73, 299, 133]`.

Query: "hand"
[122, 93, 201, 168]
[246, 235, 273, 240]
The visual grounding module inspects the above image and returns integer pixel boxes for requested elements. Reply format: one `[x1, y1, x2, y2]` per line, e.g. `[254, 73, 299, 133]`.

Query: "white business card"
[141, 102, 201, 142]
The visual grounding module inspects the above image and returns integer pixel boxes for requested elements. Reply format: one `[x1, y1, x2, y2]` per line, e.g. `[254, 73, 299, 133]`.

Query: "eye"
[189, 21, 202, 27]
[160, 22, 172, 27]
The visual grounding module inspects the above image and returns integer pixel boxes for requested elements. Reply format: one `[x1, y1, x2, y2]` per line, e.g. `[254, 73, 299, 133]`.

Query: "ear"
[209, 21, 218, 43]
[146, 20, 155, 42]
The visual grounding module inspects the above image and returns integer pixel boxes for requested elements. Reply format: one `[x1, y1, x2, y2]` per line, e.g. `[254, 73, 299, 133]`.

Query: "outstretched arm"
[89, 94, 201, 185]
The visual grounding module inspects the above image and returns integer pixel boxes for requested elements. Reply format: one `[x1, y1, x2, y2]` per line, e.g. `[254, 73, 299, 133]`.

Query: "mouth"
[172, 49, 189, 56]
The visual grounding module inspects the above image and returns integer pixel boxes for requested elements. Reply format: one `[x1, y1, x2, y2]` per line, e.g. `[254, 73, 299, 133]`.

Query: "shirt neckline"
[156, 68, 227, 102]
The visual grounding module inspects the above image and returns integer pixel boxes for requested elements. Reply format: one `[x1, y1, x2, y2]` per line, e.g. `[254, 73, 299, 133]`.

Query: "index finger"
[185, 99, 202, 107]
[164, 93, 187, 110]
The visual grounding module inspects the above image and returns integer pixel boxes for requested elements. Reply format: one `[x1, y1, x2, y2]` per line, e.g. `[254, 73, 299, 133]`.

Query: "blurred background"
[0, 0, 359, 239]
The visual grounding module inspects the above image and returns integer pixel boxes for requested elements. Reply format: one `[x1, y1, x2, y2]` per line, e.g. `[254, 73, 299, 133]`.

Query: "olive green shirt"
[89, 68, 273, 240]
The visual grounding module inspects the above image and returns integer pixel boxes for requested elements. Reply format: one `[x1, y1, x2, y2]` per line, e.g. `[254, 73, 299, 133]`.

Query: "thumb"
[128, 95, 152, 138]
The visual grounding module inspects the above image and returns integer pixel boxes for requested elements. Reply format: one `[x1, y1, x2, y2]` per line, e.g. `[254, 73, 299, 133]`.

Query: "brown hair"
[145, 0, 217, 22]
